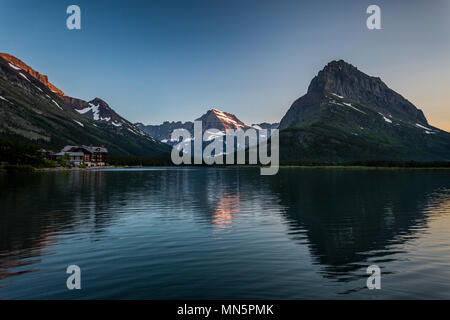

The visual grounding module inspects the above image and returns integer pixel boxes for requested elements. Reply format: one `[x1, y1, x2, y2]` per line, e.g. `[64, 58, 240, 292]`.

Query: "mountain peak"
[307, 59, 363, 95]
[90, 97, 111, 108]
[209, 108, 227, 115]
[277, 62, 450, 162]
[280, 60, 429, 130]
[0, 52, 65, 96]
[324, 59, 356, 70]
[303, 60, 427, 124]
[197, 108, 249, 131]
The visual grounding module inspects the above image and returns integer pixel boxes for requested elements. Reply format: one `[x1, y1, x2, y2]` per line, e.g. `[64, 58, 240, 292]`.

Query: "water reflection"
[265, 169, 450, 282]
[0, 168, 449, 298]
[212, 193, 240, 231]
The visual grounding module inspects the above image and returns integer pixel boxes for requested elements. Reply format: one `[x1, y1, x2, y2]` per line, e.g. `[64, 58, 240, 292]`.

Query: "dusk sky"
[1, 0, 449, 129]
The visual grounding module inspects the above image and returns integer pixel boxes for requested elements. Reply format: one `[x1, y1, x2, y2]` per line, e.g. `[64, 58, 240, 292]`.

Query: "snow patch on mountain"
[204, 129, 226, 141]
[379, 113, 392, 123]
[19, 73, 30, 82]
[211, 108, 246, 129]
[75, 102, 113, 122]
[52, 100, 63, 110]
[76, 103, 100, 119]
[416, 123, 433, 131]
[8, 63, 21, 70]
[73, 120, 84, 127]
[331, 93, 344, 99]
[0, 95, 11, 103]
[342, 102, 366, 114]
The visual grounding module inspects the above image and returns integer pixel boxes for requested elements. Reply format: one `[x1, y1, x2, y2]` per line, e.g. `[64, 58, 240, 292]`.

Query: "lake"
[0, 167, 449, 299]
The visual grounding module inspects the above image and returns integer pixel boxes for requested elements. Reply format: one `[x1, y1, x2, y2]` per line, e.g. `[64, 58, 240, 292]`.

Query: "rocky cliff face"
[0, 53, 65, 96]
[280, 60, 427, 130]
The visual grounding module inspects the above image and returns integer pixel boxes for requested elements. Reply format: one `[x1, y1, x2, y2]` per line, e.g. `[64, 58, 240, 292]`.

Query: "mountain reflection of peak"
[211, 193, 240, 231]
[265, 169, 450, 280]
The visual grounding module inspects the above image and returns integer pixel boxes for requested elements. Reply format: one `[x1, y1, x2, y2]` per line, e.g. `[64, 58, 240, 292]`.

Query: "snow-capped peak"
[200, 108, 249, 130]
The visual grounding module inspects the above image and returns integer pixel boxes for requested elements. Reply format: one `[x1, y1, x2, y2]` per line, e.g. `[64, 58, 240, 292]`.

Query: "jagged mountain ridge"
[136, 108, 249, 145]
[135, 108, 276, 146]
[0, 53, 64, 96]
[277, 60, 450, 162]
[135, 121, 194, 143]
[0, 53, 169, 156]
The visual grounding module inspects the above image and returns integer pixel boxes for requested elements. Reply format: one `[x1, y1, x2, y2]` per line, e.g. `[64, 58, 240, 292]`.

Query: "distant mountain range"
[135, 108, 278, 146]
[277, 60, 450, 163]
[135, 109, 278, 159]
[0, 53, 169, 156]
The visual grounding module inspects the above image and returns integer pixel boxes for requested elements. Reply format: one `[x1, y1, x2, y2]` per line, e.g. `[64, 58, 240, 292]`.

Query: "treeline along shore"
[2, 136, 450, 173]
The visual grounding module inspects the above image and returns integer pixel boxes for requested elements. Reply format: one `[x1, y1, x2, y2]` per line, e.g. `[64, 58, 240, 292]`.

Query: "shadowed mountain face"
[0, 53, 170, 156]
[278, 60, 450, 163]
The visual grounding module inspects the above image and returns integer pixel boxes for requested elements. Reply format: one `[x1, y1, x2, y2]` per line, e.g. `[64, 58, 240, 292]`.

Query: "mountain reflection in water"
[0, 168, 449, 299]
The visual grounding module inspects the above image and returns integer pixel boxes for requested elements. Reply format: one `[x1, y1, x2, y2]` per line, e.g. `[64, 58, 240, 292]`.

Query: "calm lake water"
[0, 167, 449, 299]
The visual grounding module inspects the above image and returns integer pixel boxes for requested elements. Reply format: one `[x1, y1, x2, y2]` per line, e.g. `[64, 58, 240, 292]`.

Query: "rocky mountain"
[0, 53, 170, 156]
[0, 53, 64, 96]
[136, 108, 254, 145]
[251, 122, 279, 130]
[196, 108, 249, 131]
[63, 96, 127, 127]
[277, 60, 450, 163]
[136, 108, 275, 160]
[135, 121, 194, 143]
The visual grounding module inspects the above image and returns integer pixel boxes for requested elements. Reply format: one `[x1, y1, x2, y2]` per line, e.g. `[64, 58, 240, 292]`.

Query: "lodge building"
[53, 145, 108, 167]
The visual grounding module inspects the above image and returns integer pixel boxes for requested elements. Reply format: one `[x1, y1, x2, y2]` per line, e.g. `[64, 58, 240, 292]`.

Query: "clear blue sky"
[1, 0, 449, 129]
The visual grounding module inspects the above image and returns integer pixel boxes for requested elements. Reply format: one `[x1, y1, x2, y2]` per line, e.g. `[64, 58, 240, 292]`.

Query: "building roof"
[68, 152, 84, 157]
[54, 152, 84, 157]
[61, 145, 108, 153]
[38, 149, 53, 153]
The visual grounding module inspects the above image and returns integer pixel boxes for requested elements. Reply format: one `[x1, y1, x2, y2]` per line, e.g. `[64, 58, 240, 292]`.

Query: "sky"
[1, 0, 449, 129]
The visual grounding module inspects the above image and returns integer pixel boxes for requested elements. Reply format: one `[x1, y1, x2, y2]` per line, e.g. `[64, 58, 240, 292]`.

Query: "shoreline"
[2, 164, 450, 173]
[33, 165, 119, 172]
[0, 165, 143, 173]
